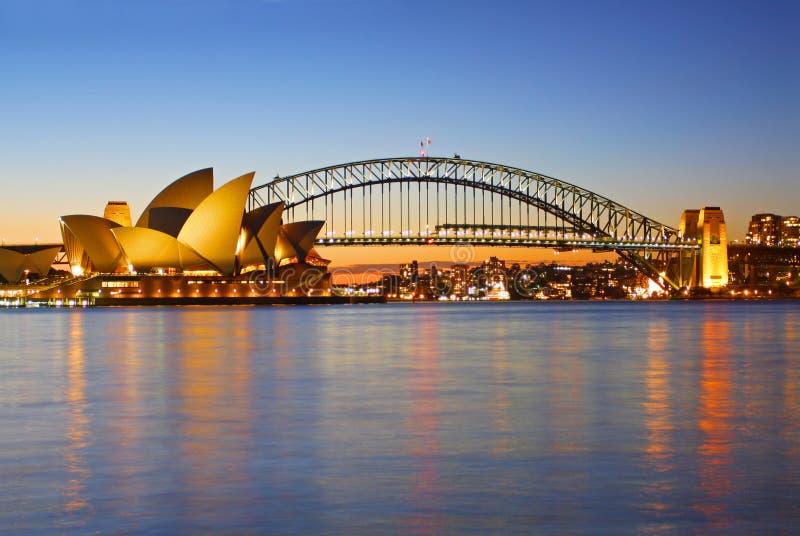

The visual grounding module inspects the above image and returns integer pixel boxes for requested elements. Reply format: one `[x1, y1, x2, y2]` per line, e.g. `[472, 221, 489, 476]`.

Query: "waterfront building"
[0, 244, 62, 284]
[381, 274, 400, 298]
[58, 168, 325, 279]
[450, 264, 470, 297]
[746, 213, 782, 245]
[399, 260, 419, 296]
[781, 216, 800, 247]
[380, 255, 738, 301]
[480, 257, 506, 289]
[425, 263, 451, 299]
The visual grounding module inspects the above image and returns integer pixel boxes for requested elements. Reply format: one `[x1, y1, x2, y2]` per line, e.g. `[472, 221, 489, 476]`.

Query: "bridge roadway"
[317, 235, 700, 252]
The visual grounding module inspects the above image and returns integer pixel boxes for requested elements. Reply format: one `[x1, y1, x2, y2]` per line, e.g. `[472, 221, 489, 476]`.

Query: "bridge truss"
[249, 157, 699, 290]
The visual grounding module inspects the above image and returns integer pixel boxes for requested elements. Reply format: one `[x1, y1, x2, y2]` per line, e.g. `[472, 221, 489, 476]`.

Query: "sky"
[1, 0, 797, 266]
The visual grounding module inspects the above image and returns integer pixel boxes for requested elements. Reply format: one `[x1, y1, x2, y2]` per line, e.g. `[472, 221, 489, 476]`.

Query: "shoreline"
[3, 294, 797, 309]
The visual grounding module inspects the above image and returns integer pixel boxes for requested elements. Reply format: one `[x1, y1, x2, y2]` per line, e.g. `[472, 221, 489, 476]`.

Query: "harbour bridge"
[249, 156, 701, 290]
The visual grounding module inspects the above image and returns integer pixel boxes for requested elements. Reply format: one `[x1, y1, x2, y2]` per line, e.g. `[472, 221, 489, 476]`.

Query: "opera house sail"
[57, 168, 328, 279]
[0, 244, 61, 284]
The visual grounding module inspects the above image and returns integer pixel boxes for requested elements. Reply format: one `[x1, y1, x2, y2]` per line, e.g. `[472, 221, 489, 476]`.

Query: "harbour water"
[1, 302, 798, 534]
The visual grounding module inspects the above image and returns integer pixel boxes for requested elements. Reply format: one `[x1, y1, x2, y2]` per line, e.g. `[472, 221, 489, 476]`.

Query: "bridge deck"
[317, 236, 700, 251]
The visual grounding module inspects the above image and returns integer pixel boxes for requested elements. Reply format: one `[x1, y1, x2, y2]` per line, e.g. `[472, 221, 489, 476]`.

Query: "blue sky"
[1, 0, 797, 249]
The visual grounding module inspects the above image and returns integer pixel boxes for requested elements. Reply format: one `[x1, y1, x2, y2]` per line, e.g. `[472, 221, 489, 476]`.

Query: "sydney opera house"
[3, 168, 335, 304]
[0, 244, 62, 285]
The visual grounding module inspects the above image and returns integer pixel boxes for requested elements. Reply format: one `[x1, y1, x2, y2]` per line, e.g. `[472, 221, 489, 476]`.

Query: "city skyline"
[1, 0, 797, 261]
[2, 3, 799, 531]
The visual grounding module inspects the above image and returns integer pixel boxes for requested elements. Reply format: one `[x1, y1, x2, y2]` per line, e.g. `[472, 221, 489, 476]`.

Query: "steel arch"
[250, 156, 697, 289]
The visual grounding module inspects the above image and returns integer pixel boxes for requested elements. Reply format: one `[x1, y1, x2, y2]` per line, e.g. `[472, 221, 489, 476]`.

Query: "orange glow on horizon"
[322, 245, 617, 284]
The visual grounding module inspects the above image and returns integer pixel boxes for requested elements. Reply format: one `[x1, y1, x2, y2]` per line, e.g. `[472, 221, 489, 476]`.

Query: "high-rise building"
[399, 260, 419, 295]
[103, 201, 132, 227]
[746, 213, 781, 245]
[450, 264, 469, 297]
[483, 256, 506, 283]
[781, 216, 800, 247]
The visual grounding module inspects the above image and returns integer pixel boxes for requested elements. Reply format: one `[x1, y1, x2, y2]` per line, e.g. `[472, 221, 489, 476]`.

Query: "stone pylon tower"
[679, 207, 728, 289]
[698, 207, 728, 288]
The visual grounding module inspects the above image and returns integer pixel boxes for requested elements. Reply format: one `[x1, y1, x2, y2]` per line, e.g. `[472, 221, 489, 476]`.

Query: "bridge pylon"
[677, 207, 728, 289]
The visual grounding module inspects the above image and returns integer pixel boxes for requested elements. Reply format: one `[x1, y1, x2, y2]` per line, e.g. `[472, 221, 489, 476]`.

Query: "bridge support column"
[680, 207, 728, 289]
[698, 207, 728, 289]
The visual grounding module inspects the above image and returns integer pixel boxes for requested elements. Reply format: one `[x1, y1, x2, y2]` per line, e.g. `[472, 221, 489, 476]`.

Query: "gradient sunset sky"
[1, 0, 797, 266]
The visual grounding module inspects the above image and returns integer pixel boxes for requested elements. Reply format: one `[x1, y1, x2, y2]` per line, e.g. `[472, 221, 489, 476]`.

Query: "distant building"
[483, 256, 506, 284]
[426, 263, 451, 298]
[450, 264, 470, 297]
[781, 216, 800, 247]
[481, 257, 509, 299]
[399, 260, 419, 295]
[746, 213, 782, 245]
[103, 201, 132, 227]
[381, 274, 400, 298]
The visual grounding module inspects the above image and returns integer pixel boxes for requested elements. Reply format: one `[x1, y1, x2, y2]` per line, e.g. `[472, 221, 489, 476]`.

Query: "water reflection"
[404, 307, 443, 534]
[641, 321, 675, 519]
[542, 315, 590, 529]
[63, 312, 92, 522]
[783, 315, 800, 446]
[176, 310, 256, 529]
[1, 302, 798, 533]
[694, 310, 735, 530]
[545, 315, 588, 456]
[261, 307, 303, 510]
[491, 326, 512, 456]
[104, 311, 147, 514]
[784, 314, 799, 469]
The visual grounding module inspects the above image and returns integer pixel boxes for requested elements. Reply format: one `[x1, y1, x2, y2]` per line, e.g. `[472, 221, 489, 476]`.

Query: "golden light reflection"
[404, 308, 443, 534]
[177, 310, 255, 524]
[105, 311, 150, 505]
[63, 312, 92, 518]
[641, 322, 674, 513]
[694, 312, 735, 529]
